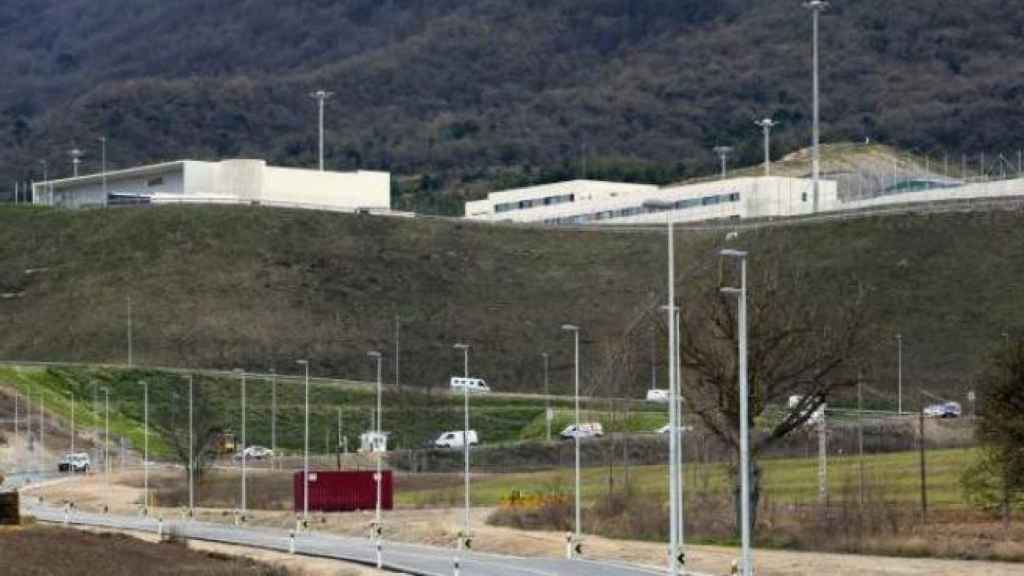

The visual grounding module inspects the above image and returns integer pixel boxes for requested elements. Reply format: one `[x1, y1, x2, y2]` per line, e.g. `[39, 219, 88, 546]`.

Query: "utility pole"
[896, 334, 903, 415]
[271, 369, 277, 471]
[127, 296, 133, 367]
[13, 390, 18, 451]
[98, 136, 108, 201]
[144, 381, 149, 516]
[919, 390, 927, 524]
[239, 370, 247, 515]
[858, 373, 865, 509]
[453, 343, 471, 551]
[189, 374, 194, 518]
[720, 250, 751, 576]
[560, 325, 583, 559]
[104, 388, 110, 511]
[755, 119, 780, 176]
[818, 410, 828, 506]
[395, 316, 401, 391]
[310, 90, 334, 171]
[40, 392, 45, 473]
[542, 353, 551, 442]
[805, 0, 830, 212]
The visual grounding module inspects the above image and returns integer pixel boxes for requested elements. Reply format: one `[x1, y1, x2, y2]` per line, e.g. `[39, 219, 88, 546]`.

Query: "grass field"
[0, 364, 669, 459]
[398, 448, 976, 510]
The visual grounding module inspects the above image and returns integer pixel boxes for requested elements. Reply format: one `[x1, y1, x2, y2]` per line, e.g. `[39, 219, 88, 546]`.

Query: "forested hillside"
[2, 0, 1023, 213]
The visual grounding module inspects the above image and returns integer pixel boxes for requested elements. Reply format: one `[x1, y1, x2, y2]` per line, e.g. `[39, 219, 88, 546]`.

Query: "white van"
[359, 431, 390, 453]
[788, 395, 825, 426]
[560, 423, 604, 440]
[646, 389, 669, 403]
[450, 377, 491, 394]
[434, 430, 480, 449]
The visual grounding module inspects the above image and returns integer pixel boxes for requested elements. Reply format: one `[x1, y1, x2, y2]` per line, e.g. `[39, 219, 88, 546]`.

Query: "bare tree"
[158, 377, 224, 483]
[679, 259, 868, 534]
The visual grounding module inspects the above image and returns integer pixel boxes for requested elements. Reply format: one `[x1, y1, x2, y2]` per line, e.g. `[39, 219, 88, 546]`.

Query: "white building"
[32, 159, 391, 212]
[465, 177, 838, 225]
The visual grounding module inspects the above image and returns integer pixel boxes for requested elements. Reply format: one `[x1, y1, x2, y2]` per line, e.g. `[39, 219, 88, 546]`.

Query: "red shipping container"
[293, 471, 393, 513]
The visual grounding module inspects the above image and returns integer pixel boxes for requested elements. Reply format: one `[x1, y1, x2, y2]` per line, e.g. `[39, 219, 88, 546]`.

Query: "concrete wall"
[261, 166, 390, 209]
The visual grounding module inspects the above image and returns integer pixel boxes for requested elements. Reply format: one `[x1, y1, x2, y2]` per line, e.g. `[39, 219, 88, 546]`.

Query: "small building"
[464, 176, 839, 225]
[32, 159, 391, 213]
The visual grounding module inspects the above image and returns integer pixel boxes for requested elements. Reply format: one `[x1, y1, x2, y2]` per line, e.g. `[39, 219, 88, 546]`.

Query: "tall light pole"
[561, 324, 582, 558]
[104, 389, 110, 483]
[310, 90, 334, 172]
[69, 148, 84, 177]
[98, 136, 108, 201]
[367, 350, 384, 569]
[714, 146, 734, 180]
[896, 334, 903, 415]
[453, 343, 471, 548]
[395, 316, 401, 390]
[805, 0, 830, 212]
[755, 119, 780, 177]
[297, 359, 310, 523]
[70, 393, 75, 456]
[720, 249, 751, 576]
[127, 296, 133, 367]
[542, 352, 551, 442]
[235, 369, 247, 515]
[143, 380, 149, 516]
[13, 389, 18, 451]
[646, 197, 681, 574]
[189, 374, 194, 518]
[270, 369, 277, 471]
[39, 392, 44, 473]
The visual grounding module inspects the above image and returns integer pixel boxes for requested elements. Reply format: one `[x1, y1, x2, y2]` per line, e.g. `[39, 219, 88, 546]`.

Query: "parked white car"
[788, 395, 826, 426]
[433, 430, 480, 449]
[233, 446, 274, 460]
[58, 452, 91, 473]
[646, 389, 670, 403]
[924, 401, 962, 418]
[655, 424, 693, 435]
[560, 423, 604, 440]
[450, 377, 491, 394]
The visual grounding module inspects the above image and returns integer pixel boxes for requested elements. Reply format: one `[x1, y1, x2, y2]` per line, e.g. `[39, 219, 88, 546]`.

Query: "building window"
[147, 177, 164, 187]
[802, 192, 808, 202]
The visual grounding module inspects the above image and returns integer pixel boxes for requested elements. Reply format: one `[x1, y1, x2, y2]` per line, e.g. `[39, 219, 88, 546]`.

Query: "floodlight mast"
[310, 90, 334, 171]
[713, 146, 734, 180]
[755, 119, 780, 176]
[805, 0, 830, 212]
[69, 148, 84, 177]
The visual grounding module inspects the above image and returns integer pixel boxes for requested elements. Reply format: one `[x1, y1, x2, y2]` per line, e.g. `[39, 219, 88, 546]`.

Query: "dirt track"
[26, 471, 1024, 576]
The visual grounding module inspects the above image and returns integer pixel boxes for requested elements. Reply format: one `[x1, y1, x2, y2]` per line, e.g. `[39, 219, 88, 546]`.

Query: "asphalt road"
[26, 504, 682, 576]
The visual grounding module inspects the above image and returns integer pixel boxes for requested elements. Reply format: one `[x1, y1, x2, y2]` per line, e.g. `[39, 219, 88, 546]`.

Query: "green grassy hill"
[1, 203, 1022, 406]
[0, 365, 668, 457]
